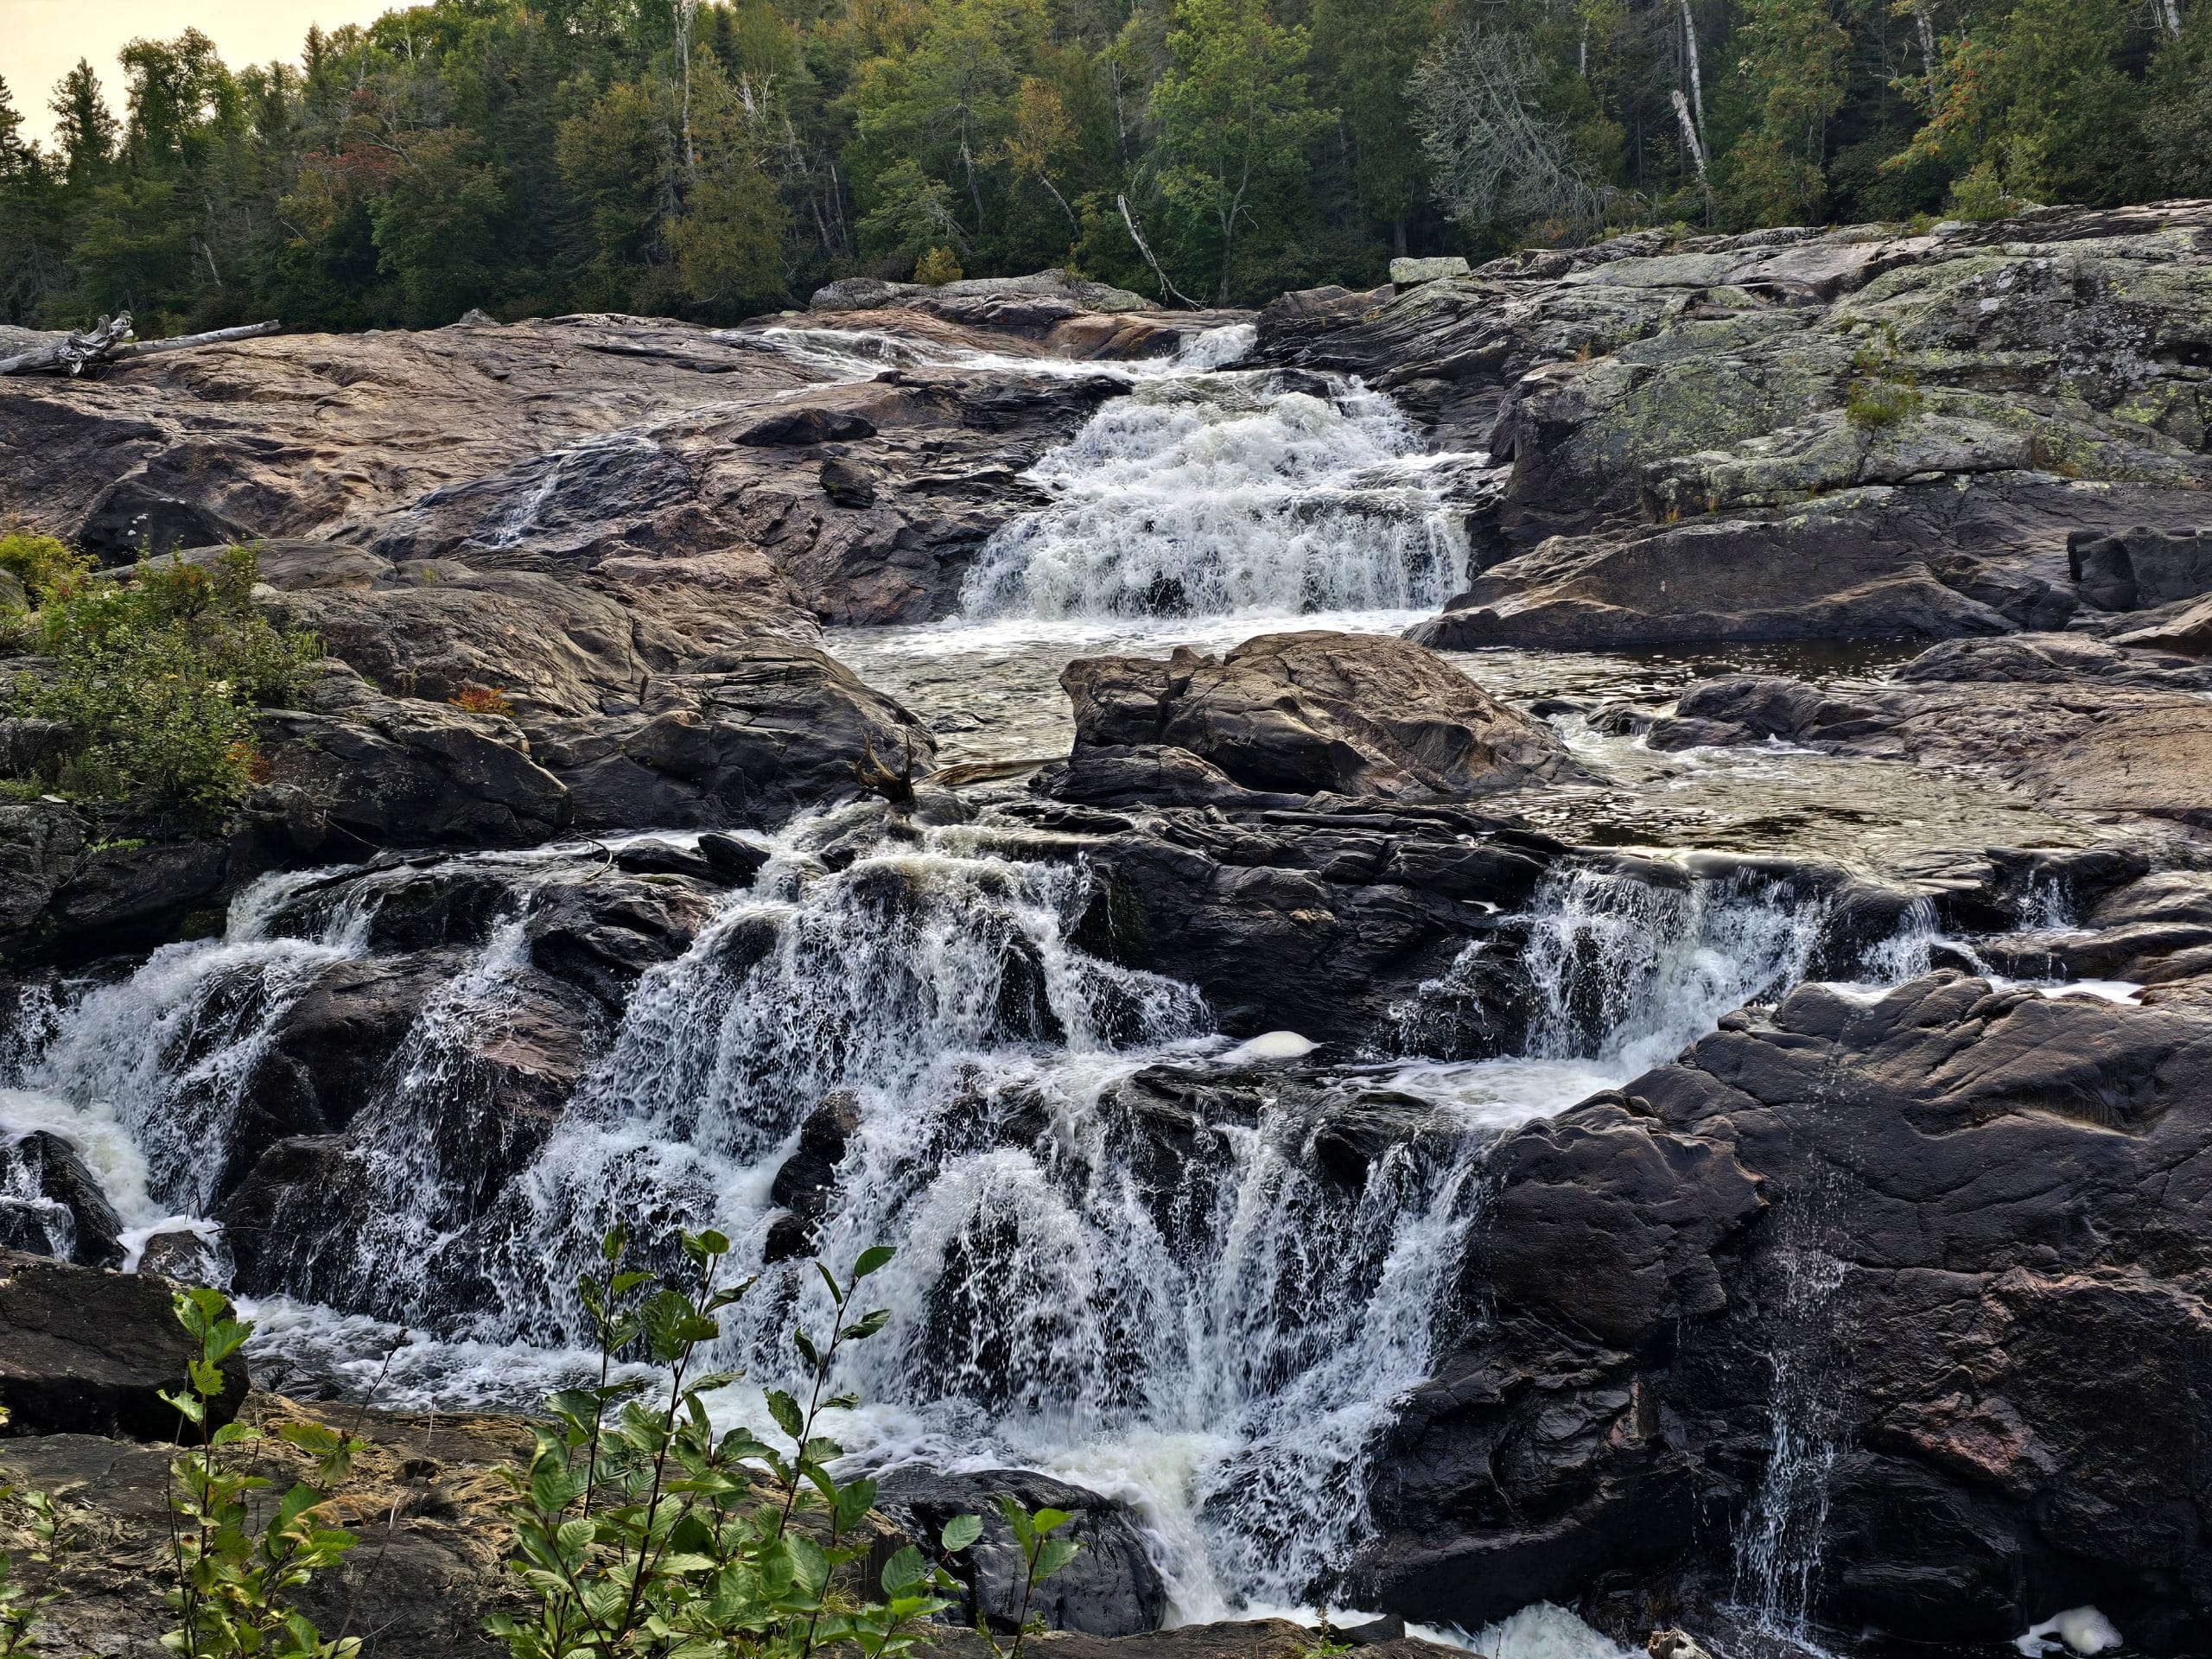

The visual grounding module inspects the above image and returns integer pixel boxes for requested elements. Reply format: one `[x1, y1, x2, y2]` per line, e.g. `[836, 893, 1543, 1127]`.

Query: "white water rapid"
[1, 820, 1930, 1631]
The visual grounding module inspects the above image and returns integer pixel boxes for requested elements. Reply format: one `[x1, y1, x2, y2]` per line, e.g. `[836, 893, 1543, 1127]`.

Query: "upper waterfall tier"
[958, 372, 1485, 620]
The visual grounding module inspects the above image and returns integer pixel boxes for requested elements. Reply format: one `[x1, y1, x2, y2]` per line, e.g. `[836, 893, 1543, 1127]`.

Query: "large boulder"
[0, 1131, 124, 1268]
[2069, 524, 2212, 612]
[0, 1251, 248, 1439]
[1060, 632, 1576, 801]
[259, 662, 573, 851]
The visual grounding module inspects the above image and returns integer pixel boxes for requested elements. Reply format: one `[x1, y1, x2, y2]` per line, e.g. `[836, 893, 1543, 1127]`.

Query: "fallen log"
[0, 315, 281, 377]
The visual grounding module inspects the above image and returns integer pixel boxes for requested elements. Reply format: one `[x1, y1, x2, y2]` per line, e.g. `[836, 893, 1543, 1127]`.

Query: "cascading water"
[1, 810, 1917, 1631]
[958, 373, 1475, 620]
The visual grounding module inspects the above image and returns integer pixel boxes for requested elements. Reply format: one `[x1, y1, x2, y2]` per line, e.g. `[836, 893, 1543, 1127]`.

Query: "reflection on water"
[824, 615, 2089, 871]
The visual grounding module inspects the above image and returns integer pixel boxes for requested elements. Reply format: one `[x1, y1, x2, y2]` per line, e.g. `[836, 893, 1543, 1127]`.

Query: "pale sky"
[3, 1, 398, 147]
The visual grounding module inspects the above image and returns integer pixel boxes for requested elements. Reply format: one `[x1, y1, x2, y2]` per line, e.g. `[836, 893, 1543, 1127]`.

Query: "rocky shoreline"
[4, 213, 2212, 1658]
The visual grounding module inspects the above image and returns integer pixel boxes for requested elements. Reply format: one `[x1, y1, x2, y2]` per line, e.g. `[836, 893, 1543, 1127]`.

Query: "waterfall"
[1732, 1243, 1850, 1643]
[958, 373, 1476, 620]
[0, 823, 1928, 1627]
[15, 869, 370, 1219]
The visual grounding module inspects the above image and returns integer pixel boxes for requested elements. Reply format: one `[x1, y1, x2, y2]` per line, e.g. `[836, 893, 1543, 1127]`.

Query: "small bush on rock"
[6, 545, 319, 812]
[912, 247, 963, 286]
[449, 683, 516, 717]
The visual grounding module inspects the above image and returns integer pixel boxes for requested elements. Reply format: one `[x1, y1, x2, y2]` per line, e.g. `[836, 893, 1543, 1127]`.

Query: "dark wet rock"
[766, 1091, 864, 1264]
[873, 1467, 1168, 1637]
[737, 407, 879, 446]
[1062, 632, 1578, 802]
[1358, 972, 2212, 1651]
[697, 830, 771, 885]
[1049, 799, 1566, 1047]
[2069, 524, 2212, 611]
[820, 454, 880, 507]
[135, 1226, 226, 1285]
[0, 1250, 248, 1439]
[0, 1131, 124, 1267]
[522, 870, 721, 1012]
[536, 643, 937, 833]
[260, 662, 571, 851]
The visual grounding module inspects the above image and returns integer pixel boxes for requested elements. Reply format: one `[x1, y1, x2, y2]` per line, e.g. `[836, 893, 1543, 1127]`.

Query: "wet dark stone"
[873, 1467, 1168, 1637]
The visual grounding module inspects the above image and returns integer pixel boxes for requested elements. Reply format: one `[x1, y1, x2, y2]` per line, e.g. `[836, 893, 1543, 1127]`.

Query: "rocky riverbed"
[4, 212, 2212, 1659]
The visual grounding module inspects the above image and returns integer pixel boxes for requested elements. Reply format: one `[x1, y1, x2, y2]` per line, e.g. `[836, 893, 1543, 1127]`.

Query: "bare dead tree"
[1411, 27, 1613, 240]
[1678, 0, 1707, 149]
[1117, 194, 1203, 308]
[853, 732, 920, 807]
[0, 314, 282, 377]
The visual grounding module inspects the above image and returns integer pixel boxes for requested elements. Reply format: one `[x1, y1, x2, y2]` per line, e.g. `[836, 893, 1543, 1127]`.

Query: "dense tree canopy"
[0, 0, 2205, 330]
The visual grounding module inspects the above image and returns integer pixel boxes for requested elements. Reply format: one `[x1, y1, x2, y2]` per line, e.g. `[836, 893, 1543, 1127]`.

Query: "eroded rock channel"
[5, 219, 2212, 1659]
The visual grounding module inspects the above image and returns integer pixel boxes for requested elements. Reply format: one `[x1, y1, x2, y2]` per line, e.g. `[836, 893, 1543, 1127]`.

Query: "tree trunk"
[1116, 194, 1201, 308]
[1671, 88, 1709, 187]
[0, 316, 282, 377]
[677, 0, 698, 181]
[1912, 3, 1936, 75]
[1678, 0, 1707, 145]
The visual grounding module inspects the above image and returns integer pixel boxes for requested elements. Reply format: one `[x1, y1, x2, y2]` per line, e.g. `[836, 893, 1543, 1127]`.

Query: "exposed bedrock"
[1355, 969, 2212, 1653]
[1637, 633, 2212, 832]
[1049, 631, 1581, 808]
[0, 309, 1137, 626]
[1259, 202, 2212, 651]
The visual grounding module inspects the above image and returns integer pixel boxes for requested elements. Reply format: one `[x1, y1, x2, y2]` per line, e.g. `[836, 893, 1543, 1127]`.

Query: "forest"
[0, 0, 2209, 332]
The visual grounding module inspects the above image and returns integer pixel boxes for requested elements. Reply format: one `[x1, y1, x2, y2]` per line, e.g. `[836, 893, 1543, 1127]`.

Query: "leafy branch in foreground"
[488, 1227, 1081, 1659]
[159, 1287, 371, 1659]
[0, 1406, 69, 1659]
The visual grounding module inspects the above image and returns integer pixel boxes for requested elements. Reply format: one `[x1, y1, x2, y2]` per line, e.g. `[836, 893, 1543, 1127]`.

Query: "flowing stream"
[0, 322, 2097, 1654]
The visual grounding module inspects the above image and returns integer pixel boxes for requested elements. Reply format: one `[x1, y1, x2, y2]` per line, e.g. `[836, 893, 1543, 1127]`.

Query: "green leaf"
[941, 1513, 982, 1553]
[853, 1245, 896, 1280]
[766, 1389, 805, 1441]
[834, 1475, 876, 1535]
[880, 1543, 928, 1596]
[1033, 1536, 1081, 1583]
[1032, 1507, 1073, 1535]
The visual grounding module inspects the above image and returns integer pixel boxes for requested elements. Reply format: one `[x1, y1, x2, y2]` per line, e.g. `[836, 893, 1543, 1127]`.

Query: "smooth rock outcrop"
[1059, 632, 1577, 801]
[1265, 204, 2212, 651]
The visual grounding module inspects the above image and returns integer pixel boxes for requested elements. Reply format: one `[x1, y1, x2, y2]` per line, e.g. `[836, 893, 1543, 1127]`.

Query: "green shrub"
[912, 246, 964, 286]
[6, 545, 319, 812]
[0, 533, 92, 602]
[1945, 162, 2019, 224]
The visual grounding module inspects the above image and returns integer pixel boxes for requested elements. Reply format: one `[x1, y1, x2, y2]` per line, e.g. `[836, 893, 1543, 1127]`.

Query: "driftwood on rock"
[0, 312, 282, 377]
